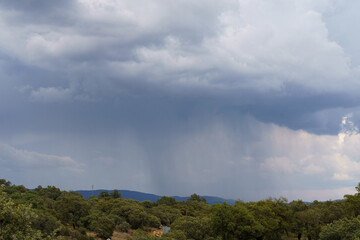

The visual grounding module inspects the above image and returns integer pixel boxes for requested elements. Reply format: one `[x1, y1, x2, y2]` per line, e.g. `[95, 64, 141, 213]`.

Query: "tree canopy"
[2, 178, 360, 240]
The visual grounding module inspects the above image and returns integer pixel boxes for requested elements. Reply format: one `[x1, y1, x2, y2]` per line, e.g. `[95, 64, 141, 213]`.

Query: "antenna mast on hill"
[92, 184, 94, 197]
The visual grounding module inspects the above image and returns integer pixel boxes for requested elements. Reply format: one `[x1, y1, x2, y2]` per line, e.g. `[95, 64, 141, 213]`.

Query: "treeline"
[2, 179, 360, 240]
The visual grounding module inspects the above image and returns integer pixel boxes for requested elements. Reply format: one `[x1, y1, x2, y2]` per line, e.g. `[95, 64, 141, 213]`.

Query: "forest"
[1, 179, 360, 240]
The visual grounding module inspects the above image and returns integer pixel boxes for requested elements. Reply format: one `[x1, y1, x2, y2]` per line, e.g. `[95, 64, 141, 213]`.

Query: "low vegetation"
[1, 178, 360, 239]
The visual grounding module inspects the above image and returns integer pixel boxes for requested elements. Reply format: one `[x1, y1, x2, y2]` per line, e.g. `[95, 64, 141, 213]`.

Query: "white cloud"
[258, 114, 360, 181]
[31, 87, 73, 102]
[332, 173, 352, 180]
[110, 0, 353, 90]
[0, 143, 83, 173]
[303, 164, 326, 174]
[0, 0, 357, 96]
[25, 33, 96, 63]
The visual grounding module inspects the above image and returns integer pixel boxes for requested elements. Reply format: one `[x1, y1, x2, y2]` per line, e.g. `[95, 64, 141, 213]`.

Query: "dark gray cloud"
[1, 0, 360, 201]
[0, 0, 73, 11]
[0, 0, 76, 26]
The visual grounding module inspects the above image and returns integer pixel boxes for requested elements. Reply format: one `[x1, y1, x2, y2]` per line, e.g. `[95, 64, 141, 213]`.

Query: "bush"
[90, 215, 115, 239]
[116, 222, 131, 232]
[320, 216, 360, 240]
[129, 230, 156, 240]
[161, 230, 187, 240]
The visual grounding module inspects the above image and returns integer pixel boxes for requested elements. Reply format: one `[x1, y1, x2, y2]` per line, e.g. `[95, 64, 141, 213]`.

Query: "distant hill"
[76, 189, 236, 205]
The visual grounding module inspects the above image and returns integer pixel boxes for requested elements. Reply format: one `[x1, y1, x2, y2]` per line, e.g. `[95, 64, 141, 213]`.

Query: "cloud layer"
[0, 0, 358, 96]
[1, 0, 360, 200]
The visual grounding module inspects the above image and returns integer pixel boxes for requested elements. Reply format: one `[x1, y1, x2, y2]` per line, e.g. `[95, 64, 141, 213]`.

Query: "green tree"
[99, 191, 110, 198]
[211, 203, 263, 240]
[0, 190, 42, 239]
[0, 179, 11, 187]
[110, 189, 121, 199]
[142, 200, 154, 208]
[246, 198, 290, 240]
[130, 229, 156, 240]
[149, 205, 182, 225]
[128, 208, 160, 229]
[171, 216, 212, 240]
[90, 215, 115, 239]
[320, 216, 360, 240]
[289, 200, 309, 240]
[55, 192, 90, 229]
[161, 230, 187, 240]
[187, 193, 207, 204]
[31, 209, 61, 237]
[34, 186, 62, 201]
[116, 222, 131, 232]
[297, 208, 322, 240]
[156, 196, 177, 206]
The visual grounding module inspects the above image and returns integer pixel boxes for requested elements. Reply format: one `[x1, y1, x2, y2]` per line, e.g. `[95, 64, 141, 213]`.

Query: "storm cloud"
[1, 0, 360, 201]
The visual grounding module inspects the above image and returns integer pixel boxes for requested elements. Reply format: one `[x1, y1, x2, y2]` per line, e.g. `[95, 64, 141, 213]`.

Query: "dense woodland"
[2, 179, 360, 240]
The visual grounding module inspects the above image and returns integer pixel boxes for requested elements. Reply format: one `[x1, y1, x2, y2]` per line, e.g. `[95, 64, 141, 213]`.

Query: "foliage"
[156, 196, 177, 206]
[0, 189, 42, 240]
[149, 205, 182, 225]
[171, 216, 212, 240]
[161, 230, 187, 240]
[320, 216, 360, 240]
[90, 215, 115, 239]
[116, 221, 131, 232]
[212, 202, 263, 240]
[130, 229, 157, 240]
[55, 192, 90, 228]
[3, 178, 360, 240]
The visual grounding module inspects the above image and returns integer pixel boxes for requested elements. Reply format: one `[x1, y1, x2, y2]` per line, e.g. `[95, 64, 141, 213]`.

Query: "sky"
[2, 0, 360, 201]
